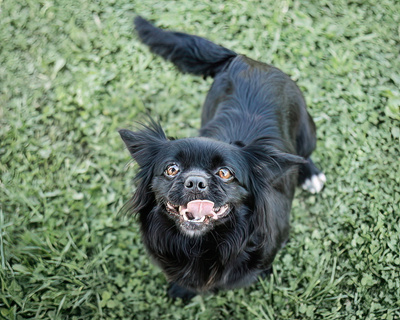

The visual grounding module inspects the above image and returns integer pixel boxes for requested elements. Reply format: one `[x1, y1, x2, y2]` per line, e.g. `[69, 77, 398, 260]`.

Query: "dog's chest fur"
[140, 207, 268, 291]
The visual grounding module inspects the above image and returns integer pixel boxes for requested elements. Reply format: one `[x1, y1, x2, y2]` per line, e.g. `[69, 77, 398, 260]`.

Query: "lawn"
[1, 0, 399, 319]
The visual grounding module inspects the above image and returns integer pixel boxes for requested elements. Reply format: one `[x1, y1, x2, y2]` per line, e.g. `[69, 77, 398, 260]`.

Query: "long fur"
[120, 17, 320, 300]
[134, 16, 237, 78]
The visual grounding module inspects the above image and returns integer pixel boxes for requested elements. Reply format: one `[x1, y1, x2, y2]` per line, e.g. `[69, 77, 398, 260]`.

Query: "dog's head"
[119, 121, 305, 236]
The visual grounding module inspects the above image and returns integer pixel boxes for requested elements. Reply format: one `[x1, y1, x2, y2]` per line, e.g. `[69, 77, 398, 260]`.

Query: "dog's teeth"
[194, 216, 206, 222]
[216, 204, 229, 216]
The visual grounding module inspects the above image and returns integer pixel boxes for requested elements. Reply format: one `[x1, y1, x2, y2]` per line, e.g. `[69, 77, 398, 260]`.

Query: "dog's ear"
[119, 121, 168, 167]
[242, 136, 306, 182]
[241, 137, 307, 242]
[119, 122, 168, 216]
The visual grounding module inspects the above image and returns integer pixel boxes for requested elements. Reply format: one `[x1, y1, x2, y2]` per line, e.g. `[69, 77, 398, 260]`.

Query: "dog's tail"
[134, 16, 237, 78]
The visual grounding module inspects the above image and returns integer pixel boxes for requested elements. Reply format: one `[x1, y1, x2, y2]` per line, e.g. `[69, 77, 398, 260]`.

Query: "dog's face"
[119, 122, 304, 236]
[150, 137, 249, 236]
[120, 125, 249, 236]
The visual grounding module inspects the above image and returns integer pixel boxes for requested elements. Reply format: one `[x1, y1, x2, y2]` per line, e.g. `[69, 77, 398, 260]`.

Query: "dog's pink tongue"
[181, 200, 215, 219]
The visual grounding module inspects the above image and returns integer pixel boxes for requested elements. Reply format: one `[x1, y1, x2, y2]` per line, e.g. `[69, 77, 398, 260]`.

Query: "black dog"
[119, 17, 325, 300]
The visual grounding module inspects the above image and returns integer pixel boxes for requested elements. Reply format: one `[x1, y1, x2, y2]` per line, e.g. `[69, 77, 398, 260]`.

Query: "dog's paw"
[167, 283, 197, 301]
[301, 172, 326, 194]
[259, 266, 273, 280]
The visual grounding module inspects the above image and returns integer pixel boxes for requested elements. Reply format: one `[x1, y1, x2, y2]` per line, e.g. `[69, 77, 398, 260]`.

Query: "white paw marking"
[302, 173, 326, 194]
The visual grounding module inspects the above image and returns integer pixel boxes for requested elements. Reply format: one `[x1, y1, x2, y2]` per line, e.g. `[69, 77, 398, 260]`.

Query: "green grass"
[1, 0, 399, 319]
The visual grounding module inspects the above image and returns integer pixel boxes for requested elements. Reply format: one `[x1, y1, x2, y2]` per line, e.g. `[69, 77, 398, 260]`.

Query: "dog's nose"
[184, 176, 208, 192]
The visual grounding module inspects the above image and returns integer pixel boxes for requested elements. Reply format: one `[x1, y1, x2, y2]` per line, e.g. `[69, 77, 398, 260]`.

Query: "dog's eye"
[165, 164, 180, 177]
[218, 168, 233, 180]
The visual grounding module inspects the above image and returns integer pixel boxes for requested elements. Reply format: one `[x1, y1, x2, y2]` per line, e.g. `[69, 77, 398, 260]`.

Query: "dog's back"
[199, 55, 308, 152]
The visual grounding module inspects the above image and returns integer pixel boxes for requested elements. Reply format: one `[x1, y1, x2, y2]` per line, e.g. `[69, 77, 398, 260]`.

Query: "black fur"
[134, 16, 237, 78]
[119, 17, 322, 300]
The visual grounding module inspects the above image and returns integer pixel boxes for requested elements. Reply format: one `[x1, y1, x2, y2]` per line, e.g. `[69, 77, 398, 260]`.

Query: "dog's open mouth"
[166, 200, 229, 223]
